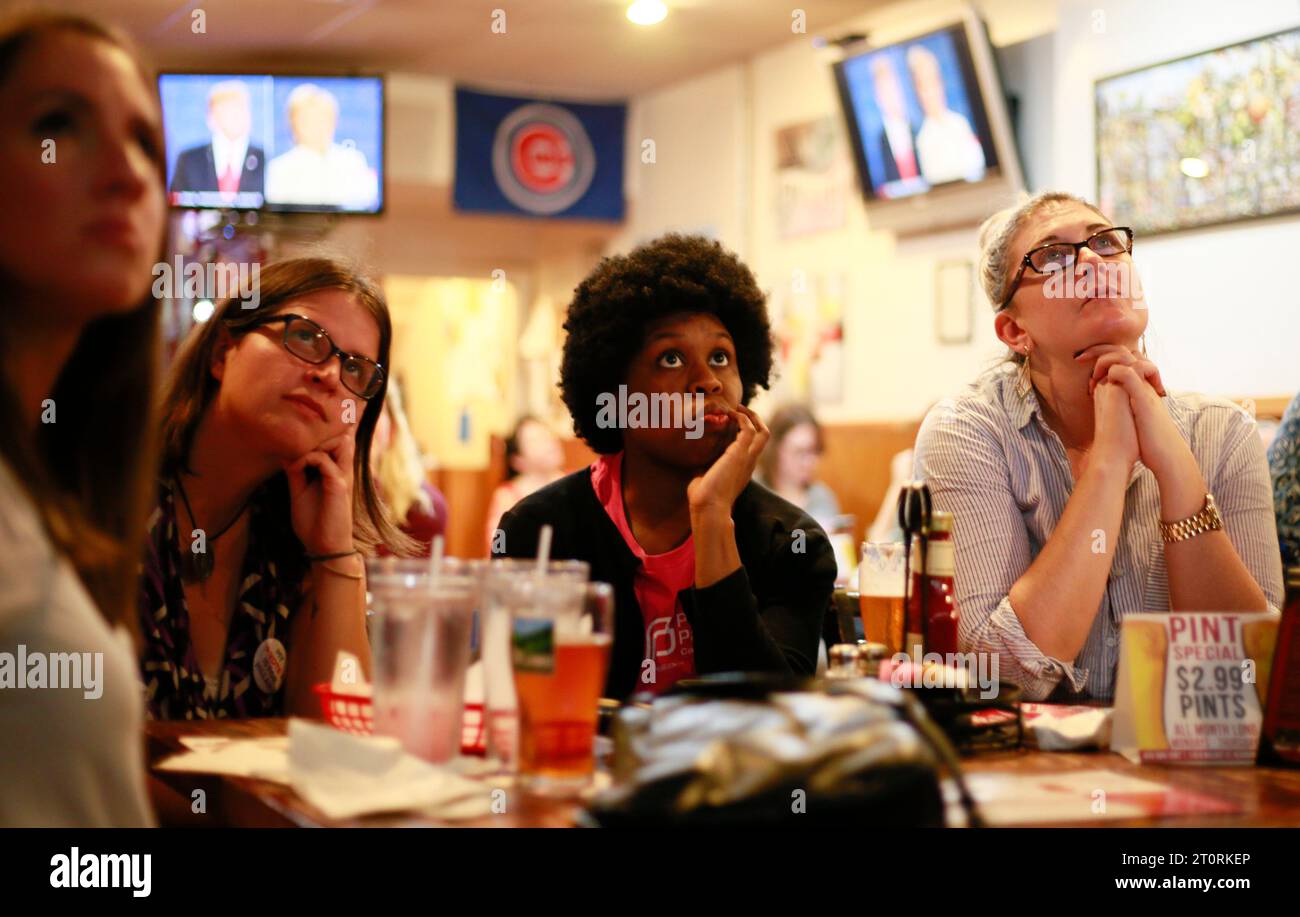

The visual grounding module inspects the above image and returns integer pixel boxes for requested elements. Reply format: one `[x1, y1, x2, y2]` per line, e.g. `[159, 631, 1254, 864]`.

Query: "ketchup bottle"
[906, 511, 960, 658]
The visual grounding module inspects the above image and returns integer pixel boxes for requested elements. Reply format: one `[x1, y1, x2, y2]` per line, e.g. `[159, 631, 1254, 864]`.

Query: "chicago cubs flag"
[454, 87, 626, 221]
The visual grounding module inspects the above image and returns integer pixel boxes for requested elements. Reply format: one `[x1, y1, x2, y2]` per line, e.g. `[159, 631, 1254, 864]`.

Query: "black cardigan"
[496, 467, 838, 700]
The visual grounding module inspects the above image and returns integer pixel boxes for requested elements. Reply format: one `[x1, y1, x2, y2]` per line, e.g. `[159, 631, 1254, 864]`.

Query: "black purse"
[584, 674, 984, 828]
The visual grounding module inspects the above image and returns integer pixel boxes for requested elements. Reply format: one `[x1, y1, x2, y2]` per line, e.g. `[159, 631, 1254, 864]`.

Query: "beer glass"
[859, 542, 907, 655]
[512, 580, 613, 796]
[481, 560, 590, 770]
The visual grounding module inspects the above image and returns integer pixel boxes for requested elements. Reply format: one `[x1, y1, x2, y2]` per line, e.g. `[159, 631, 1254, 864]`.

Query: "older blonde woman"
[265, 83, 377, 209]
[914, 191, 1282, 702]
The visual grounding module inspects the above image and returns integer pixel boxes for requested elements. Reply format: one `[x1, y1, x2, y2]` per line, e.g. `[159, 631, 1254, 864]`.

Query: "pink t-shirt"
[591, 452, 696, 694]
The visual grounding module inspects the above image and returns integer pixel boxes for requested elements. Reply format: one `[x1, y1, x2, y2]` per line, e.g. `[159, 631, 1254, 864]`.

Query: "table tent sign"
[1112, 611, 1279, 764]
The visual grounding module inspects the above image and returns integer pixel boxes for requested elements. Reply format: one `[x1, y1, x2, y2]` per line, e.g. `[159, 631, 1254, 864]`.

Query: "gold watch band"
[1159, 494, 1223, 544]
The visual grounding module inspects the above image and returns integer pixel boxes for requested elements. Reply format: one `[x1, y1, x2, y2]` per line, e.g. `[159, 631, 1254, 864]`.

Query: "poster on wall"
[1095, 26, 1300, 235]
[769, 272, 846, 406]
[934, 260, 973, 345]
[773, 116, 853, 239]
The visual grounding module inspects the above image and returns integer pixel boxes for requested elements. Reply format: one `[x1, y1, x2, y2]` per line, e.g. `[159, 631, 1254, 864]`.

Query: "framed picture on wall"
[934, 260, 973, 345]
[1095, 26, 1300, 236]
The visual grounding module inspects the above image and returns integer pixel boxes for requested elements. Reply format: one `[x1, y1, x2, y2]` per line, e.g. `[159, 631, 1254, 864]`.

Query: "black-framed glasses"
[238, 313, 385, 399]
[999, 226, 1134, 311]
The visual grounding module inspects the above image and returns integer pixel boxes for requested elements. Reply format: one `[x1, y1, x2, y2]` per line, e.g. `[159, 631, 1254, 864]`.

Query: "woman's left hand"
[284, 427, 357, 555]
[686, 404, 771, 517]
[1078, 345, 1191, 481]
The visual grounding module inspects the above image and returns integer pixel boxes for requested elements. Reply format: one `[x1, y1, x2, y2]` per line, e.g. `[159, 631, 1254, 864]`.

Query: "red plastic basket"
[312, 683, 487, 755]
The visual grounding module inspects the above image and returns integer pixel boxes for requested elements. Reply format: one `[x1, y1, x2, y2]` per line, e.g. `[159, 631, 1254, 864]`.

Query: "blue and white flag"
[454, 87, 625, 221]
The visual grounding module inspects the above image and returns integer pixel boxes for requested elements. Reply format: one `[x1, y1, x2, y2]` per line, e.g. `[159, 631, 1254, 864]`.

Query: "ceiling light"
[627, 0, 667, 26]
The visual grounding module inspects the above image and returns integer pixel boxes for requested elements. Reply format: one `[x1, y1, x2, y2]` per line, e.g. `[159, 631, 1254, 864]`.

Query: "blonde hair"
[375, 378, 432, 525]
[906, 45, 940, 78]
[207, 79, 249, 108]
[978, 190, 1107, 313]
[287, 83, 337, 118]
[978, 191, 1109, 368]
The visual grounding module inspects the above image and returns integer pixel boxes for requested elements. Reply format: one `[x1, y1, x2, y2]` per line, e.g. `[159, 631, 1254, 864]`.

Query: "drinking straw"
[413, 535, 443, 752]
[535, 524, 553, 579]
[429, 534, 445, 578]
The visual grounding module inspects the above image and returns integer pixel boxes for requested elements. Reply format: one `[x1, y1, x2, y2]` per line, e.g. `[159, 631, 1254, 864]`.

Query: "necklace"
[173, 476, 251, 584]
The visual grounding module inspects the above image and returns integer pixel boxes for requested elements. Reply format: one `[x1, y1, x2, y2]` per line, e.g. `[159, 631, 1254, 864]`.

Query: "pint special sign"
[1111, 611, 1279, 765]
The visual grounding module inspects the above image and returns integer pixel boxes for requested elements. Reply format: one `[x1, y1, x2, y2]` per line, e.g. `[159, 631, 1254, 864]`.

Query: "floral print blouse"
[138, 477, 308, 720]
[1269, 392, 1300, 569]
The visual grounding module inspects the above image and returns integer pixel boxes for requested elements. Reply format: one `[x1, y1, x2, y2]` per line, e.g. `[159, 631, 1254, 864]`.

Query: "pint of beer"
[858, 542, 907, 655]
[516, 634, 611, 780]
[512, 580, 613, 796]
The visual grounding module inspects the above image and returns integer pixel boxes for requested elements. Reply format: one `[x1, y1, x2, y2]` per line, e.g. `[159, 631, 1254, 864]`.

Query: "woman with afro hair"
[496, 234, 837, 699]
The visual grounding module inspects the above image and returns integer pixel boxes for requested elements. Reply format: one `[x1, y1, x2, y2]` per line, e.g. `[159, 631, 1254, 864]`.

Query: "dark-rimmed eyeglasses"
[238, 313, 385, 399]
[999, 226, 1134, 311]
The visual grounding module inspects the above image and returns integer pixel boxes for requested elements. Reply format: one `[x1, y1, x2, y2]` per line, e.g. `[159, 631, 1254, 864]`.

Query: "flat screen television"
[832, 12, 1022, 232]
[159, 73, 384, 214]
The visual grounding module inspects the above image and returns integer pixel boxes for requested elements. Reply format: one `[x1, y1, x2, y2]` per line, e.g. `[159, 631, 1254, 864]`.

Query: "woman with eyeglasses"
[140, 257, 414, 720]
[914, 191, 1282, 702]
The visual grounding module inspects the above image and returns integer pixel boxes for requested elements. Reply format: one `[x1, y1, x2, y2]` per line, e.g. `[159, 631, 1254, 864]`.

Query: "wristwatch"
[1159, 493, 1224, 544]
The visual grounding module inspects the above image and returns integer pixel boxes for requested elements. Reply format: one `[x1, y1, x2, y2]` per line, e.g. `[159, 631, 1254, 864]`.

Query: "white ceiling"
[29, 0, 897, 98]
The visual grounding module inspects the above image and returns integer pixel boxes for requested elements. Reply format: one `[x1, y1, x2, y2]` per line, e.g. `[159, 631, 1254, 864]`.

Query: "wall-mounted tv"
[159, 73, 384, 214]
[832, 12, 1023, 233]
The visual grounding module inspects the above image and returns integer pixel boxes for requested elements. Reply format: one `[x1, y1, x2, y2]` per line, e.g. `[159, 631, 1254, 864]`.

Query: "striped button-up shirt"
[913, 367, 1284, 702]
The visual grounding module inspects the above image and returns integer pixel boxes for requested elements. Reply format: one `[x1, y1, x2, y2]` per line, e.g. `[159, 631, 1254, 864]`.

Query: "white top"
[914, 109, 986, 185]
[0, 457, 155, 826]
[265, 143, 378, 209]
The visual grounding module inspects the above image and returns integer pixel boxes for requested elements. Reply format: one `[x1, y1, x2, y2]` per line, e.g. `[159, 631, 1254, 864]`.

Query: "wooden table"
[146, 718, 577, 828]
[146, 718, 1300, 828]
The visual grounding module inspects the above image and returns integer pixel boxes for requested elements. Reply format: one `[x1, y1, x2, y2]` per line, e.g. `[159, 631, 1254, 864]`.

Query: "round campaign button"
[253, 637, 287, 694]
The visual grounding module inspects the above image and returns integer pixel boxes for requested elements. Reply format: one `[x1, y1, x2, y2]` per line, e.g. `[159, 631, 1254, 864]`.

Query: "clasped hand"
[1076, 343, 1190, 480]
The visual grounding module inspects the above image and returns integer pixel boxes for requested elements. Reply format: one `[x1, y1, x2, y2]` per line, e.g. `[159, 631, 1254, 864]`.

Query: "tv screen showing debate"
[834, 24, 1000, 201]
[159, 73, 384, 214]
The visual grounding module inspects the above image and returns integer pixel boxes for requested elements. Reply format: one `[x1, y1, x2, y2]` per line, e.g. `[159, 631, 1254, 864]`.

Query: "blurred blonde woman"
[372, 377, 447, 557]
